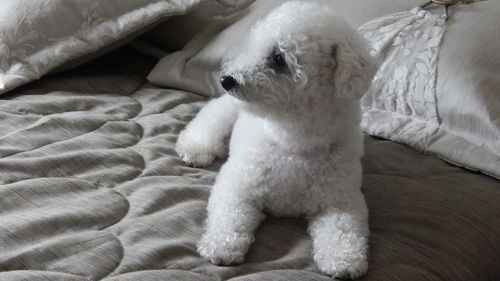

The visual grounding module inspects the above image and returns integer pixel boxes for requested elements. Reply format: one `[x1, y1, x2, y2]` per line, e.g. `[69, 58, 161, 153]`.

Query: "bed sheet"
[0, 48, 498, 281]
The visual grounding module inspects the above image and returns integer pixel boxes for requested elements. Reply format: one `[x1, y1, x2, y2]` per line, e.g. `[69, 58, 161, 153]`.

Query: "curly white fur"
[176, 1, 378, 279]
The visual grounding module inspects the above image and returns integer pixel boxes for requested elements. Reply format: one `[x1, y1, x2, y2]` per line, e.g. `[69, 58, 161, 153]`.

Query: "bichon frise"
[175, 1, 377, 279]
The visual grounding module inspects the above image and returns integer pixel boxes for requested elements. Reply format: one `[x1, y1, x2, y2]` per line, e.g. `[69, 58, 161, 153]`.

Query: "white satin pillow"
[0, 0, 201, 95]
[359, 2, 500, 179]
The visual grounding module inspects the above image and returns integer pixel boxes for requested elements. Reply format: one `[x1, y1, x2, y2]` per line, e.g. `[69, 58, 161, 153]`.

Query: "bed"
[0, 1, 499, 280]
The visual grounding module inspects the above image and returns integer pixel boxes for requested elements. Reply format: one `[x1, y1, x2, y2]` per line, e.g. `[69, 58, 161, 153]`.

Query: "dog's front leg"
[197, 164, 265, 265]
[308, 192, 369, 279]
[176, 94, 239, 167]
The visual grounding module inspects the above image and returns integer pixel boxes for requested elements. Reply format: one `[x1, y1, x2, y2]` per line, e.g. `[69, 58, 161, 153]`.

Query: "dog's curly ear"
[332, 38, 378, 100]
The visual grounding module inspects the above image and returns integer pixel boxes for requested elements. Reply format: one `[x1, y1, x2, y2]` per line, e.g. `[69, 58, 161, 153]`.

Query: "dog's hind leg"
[308, 194, 369, 279]
[176, 94, 239, 167]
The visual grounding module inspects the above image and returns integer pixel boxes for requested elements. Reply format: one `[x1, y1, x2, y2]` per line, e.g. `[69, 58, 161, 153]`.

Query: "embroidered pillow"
[359, 3, 500, 179]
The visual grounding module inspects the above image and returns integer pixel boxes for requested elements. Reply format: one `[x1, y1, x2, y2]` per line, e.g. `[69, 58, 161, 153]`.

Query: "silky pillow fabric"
[360, 2, 500, 179]
[147, 0, 500, 179]
[425, 2, 500, 178]
[0, 0, 201, 95]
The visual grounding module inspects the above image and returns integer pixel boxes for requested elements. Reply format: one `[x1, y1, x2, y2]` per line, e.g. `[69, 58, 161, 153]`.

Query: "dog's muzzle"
[220, 75, 246, 100]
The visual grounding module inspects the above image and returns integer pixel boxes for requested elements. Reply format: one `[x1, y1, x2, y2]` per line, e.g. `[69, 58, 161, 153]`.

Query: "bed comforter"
[0, 48, 498, 281]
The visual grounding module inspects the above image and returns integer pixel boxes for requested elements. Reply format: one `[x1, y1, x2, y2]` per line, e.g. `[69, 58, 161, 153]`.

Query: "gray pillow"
[144, 1, 231, 52]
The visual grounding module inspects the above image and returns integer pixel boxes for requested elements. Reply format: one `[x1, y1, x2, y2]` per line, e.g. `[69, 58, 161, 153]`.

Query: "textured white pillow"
[147, 0, 500, 179]
[0, 0, 202, 95]
[357, 1, 500, 179]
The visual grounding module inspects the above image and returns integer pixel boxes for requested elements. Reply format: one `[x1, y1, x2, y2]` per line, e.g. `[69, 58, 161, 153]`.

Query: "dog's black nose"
[220, 75, 237, 91]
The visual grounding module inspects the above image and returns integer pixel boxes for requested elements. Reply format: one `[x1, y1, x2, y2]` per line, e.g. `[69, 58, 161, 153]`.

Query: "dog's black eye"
[274, 52, 286, 67]
[268, 47, 287, 71]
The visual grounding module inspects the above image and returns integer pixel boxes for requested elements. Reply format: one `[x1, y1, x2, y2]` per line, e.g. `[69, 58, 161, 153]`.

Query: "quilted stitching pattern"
[0, 83, 212, 279]
[0, 49, 499, 281]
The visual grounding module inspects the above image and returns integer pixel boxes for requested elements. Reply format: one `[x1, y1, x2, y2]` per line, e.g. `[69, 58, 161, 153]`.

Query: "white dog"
[176, 1, 377, 279]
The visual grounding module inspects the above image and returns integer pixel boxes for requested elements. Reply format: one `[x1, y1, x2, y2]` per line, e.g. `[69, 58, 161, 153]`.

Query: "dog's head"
[220, 1, 377, 108]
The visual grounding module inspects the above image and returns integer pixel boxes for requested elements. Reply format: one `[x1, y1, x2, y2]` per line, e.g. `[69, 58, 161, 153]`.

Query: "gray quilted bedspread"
[0, 49, 499, 281]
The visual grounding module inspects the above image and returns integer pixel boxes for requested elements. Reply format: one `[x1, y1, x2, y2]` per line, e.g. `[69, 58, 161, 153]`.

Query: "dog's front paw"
[177, 148, 216, 168]
[197, 232, 251, 266]
[314, 253, 368, 280]
[175, 131, 217, 167]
